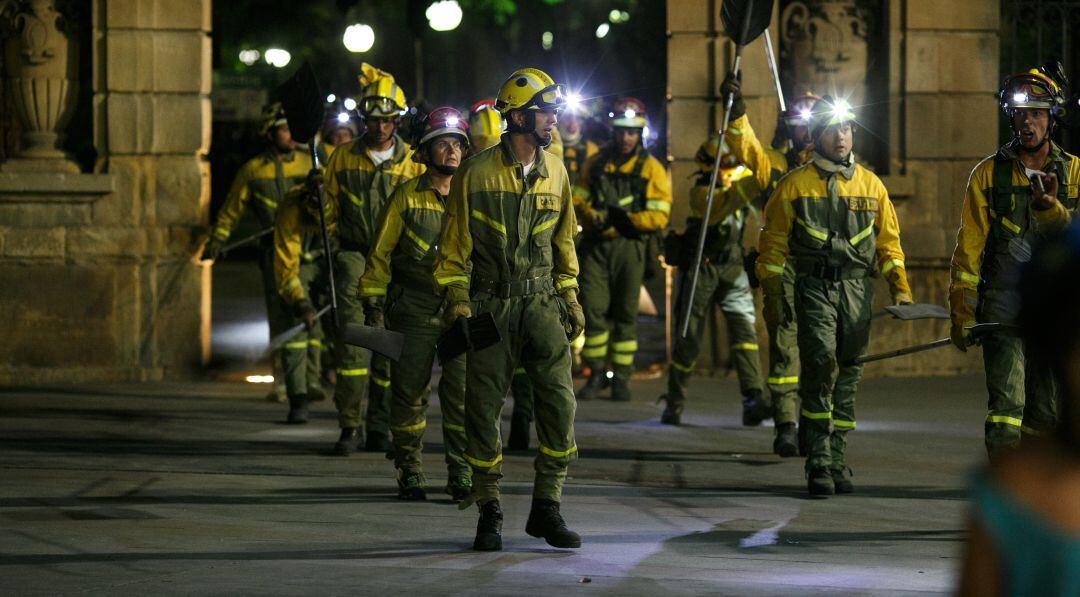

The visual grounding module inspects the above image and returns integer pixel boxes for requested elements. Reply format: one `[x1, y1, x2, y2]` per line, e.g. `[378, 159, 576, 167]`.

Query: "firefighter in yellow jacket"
[721, 73, 822, 456]
[574, 98, 672, 402]
[277, 64, 425, 454]
[949, 69, 1078, 457]
[756, 96, 913, 497]
[434, 68, 584, 552]
[204, 103, 313, 405]
[358, 108, 472, 502]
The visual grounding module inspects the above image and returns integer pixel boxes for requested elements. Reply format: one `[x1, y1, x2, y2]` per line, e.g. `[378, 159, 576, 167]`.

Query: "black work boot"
[773, 423, 799, 457]
[507, 412, 531, 451]
[807, 468, 835, 496]
[659, 394, 683, 425]
[333, 427, 362, 456]
[472, 500, 503, 551]
[831, 467, 854, 494]
[286, 394, 309, 424]
[610, 375, 632, 402]
[445, 475, 472, 503]
[397, 470, 427, 501]
[365, 430, 392, 453]
[575, 370, 604, 401]
[741, 389, 770, 426]
[525, 499, 582, 549]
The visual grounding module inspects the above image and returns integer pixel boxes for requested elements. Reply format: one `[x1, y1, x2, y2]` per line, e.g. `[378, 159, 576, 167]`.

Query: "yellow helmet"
[495, 68, 566, 115]
[260, 101, 287, 135]
[358, 63, 407, 117]
[469, 99, 503, 151]
[695, 134, 738, 172]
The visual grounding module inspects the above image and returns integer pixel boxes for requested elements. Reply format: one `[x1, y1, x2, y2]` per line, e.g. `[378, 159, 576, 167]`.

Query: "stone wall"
[667, 0, 996, 376]
[0, 0, 212, 383]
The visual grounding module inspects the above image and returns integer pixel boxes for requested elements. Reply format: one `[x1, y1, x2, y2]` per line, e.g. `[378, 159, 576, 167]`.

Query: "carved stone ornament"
[780, 0, 868, 106]
[1, 0, 79, 172]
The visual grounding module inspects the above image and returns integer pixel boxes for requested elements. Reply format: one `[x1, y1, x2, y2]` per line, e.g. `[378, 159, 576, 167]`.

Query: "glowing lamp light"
[426, 0, 463, 32]
[609, 9, 630, 23]
[343, 97, 358, 111]
[1013, 92, 1028, 104]
[245, 375, 275, 384]
[238, 49, 260, 66]
[336, 112, 350, 124]
[565, 92, 582, 111]
[326, 93, 337, 103]
[446, 116, 459, 127]
[605, 370, 614, 379]
[541, 30, 554, 51]
[343, 24, 375, 53]
[595, 23, 610, 38]
[624, 109, 637, 119]
[264, 48, 291, 68]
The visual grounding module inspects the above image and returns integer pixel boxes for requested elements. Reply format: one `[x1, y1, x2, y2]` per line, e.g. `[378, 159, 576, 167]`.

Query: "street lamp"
[595, 23, 610, 39]
[343, 24, 375, 53]
[264, 48, 291, 68]
[426, 1, 462, 32]
[238, 49, 260, 66]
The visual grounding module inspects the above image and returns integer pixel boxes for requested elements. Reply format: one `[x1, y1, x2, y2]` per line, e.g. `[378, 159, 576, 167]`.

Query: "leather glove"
[560, 290, 585, 341]
[720, 72, 746, 121]
[443, 301, 472, 329]
[760, 276, 790, 329]
[295, 298, 318, 331]
[363, 296, 384, 329]
[893, 293, 914, 306]
[601, 226, 619, 240]
[950, 321, 970, 352]
[201, 237, 223, 262]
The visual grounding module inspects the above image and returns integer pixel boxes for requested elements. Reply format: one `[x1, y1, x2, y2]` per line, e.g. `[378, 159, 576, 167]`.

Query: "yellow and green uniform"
[433, 136, 580, 504]
[563, 138, 599, 187]
[949, 141, 1078, 456]
[574, 146, 672, 377]
[358, 173, 468, 481]
[756, 155, 911, 473]
[667, 164, 765, 405]
[214, 149, 312, 340]
[725, 114, 805, 426]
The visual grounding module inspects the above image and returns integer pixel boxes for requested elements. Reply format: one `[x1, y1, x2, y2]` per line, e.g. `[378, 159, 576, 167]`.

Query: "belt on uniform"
[472, 275, 553, 299]
[795, 262, 870, 281]
[338, 239, 368, 254]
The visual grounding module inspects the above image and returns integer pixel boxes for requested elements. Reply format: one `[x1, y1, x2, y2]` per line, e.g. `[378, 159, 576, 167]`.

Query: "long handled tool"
[843, 323, 1008, 367]
[220, 227, 274, 256]
[680, 0, 774, 337]
[277, 62, 405, 361]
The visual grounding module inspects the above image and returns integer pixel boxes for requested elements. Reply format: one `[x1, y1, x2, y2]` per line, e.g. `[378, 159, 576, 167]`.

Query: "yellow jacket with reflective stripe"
[573, 147, 672, 232]
[756, 161, 912, 300]
[359, 173, 447, 299]
[950, 145, 1078, 296]
[273, 189, 336, 305]
[725, 114, 796, 200]
[563, 139, 599, 186]
[324, 135, 425, 252]
[213, 150, 312, 241]
[433, 136, 579, 299]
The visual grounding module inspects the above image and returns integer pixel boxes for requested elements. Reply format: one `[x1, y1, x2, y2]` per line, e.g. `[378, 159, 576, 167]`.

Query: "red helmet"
[610, 97, 647, 128]
[420, 107, 469, 147]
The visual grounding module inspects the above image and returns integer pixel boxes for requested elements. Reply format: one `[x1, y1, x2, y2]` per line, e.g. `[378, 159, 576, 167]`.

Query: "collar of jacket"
[811, 150, 856, 180]
[497, 134, 549, 179]
[352, 134, 408, 165]
[264, 147, 298, 163]
[999, 139, 1063, 168]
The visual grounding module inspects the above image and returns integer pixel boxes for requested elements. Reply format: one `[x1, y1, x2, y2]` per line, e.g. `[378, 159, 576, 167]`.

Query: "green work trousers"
[580, 237, 647, 376]
[980, 328, 1058, 457]
[332, 250, 389, 433]
[465, 291, 577, 504]
[668, 261, 764, 402]
[767, 264, 800, 425]
[795, 275, 872, 473]
[280, 260, 325, 398]
[386, 286, 469, 479]
[511, 368, 535, 421]
[259, 247, 292, 396]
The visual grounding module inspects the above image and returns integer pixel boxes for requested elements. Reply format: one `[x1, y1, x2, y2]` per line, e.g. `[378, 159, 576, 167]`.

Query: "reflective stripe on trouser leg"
[366, 354, 391, 435]
[829, 277, 871, 471]
[609, 237, 647, 376]
[281, 334, 310, 397]
[768, 268, 800, 424]
[333, 249, 371, 429]
[386, 298, 435, 475]
[510, 367, 535, 421]
[521, 292, 578, 502]
[579, 243, 612, 368]
[439, 353, 470, 477]
[981, 332, 1028, 456]
[668, 260, 720, 401]
[795, 275, 842, 472]
[720, 268, 765, 396]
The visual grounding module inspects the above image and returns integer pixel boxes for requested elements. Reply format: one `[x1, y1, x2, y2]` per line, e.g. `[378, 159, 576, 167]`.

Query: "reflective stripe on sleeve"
[882, 258, 905, 275]
[646, 200, 671, 213]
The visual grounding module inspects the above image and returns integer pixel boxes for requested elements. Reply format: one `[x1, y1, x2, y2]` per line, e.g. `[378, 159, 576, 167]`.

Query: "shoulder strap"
[631, 148, 649, 179]
[990, 152, 1015, 217]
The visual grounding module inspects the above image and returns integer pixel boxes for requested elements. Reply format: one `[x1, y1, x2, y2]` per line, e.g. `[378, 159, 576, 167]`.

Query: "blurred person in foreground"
[959, 219, 1080, 596]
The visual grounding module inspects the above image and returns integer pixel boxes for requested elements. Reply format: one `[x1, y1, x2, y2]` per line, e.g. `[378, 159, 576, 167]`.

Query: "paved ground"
[0, 262, 987, 595]
[0, 373, 985, 596]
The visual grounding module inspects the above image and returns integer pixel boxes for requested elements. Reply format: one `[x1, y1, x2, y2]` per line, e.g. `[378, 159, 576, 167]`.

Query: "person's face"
[511, 109, 558, 144]
[614, 127, 641, 156]
[429, 136, 464, 170]
[789, 124, 811, 150]
[365, 117, 397, 145]
[561, 114, 582, 137]
[270, 125, 296, 152]
[326, 127, 353, 146]
[816, 122, 853, 162]
[1013, 108, 1051, 149]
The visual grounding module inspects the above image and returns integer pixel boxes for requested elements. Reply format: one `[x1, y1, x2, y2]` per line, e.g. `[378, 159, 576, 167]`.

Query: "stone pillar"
[0, 0, 212, 383]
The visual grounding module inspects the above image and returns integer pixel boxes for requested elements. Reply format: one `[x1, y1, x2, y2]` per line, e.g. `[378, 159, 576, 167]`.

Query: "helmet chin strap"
[432, 164, 457, 175]
[508, 110, 552, 148]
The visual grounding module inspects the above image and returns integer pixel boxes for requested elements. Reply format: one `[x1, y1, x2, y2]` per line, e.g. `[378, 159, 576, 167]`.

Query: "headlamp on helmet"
[260, 102, 288, 135]
[998, 70, 1064, 113]
[783, 92, 821, 126]
[611, 97, 648, 129]
[808, 95, 856, 140]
